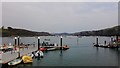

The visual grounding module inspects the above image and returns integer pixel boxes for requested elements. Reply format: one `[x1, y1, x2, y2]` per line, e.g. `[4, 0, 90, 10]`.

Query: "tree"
[7, 27, 13, 30]
[1, 26, 4, 29]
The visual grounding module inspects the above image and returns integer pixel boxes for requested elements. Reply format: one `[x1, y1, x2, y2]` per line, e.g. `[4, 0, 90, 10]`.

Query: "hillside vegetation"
[0, 27, 52, 37]
[0, 25, 120, 37]
[73, 26, 120, 36]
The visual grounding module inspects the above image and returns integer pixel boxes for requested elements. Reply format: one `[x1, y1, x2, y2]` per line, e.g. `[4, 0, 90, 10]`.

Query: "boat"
[8, 58, 22, 66]
[22, 55, 33, 63]
[27, 53, 34, 58]
[40, 47, 47, 51]
[35, 51, 44, 58]
[46, 47, 56, 51]
[40, 51, 44, 58]
[63, 45, 69, 50]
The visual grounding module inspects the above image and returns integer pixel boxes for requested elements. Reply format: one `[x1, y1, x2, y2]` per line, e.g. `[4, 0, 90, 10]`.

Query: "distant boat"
[77, 36, 82, 38]
[62, 45, 69, 50]
[8, 58, 22, 66]
[44, 39, 50, 41]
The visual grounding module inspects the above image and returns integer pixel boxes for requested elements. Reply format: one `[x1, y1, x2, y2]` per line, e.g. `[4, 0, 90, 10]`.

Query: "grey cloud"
[2, 2, 118, 33]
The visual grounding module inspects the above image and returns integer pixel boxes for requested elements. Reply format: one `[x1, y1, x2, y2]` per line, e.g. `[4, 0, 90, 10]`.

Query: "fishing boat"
[8, 58, 22, 66]
[22, 55, 33, 63]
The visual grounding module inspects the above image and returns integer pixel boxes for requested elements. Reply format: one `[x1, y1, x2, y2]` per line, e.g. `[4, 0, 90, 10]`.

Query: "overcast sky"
[2, 2, 118, 33]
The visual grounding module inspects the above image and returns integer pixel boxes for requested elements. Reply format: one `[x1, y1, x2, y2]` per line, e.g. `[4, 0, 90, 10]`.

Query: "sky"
[1, 2, 118, 33]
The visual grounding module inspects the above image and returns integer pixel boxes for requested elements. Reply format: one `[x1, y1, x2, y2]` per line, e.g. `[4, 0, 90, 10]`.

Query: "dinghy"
[35, 51, 44, 58]
[63, 45, 69, 50]
[40, 51, 44, 58]
[8, 58, 22, 66]
[28, 53, 34, 58]
[46, 47, 56, 51]
[22, 55, 33, 63]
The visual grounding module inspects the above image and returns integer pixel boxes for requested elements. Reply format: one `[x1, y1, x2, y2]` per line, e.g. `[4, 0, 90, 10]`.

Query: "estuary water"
[1, 36, 120, 66]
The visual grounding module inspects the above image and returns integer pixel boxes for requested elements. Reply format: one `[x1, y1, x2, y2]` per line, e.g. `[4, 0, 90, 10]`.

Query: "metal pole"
[116, 36, 118, 42]
[96, 37, 98, 45]
[18, 36, 20, 46]
[104, 41, 106, 45]
[60, 36, 63, 50]
[38, 37, 40, 50]
[17, 36, 20, 58]
[14, 37, 17, 45]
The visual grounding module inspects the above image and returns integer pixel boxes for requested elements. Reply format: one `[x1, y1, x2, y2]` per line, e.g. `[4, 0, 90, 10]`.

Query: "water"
[1, 36, 120, 66]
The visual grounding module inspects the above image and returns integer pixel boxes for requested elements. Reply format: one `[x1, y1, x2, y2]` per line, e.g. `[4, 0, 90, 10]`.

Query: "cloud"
[1, 0, 119, 2]
[2, 2, 118, 33]
[0, 2, 2, 27]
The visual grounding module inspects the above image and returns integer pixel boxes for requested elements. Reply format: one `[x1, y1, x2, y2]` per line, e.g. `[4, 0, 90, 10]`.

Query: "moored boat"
[62, 45, 69, 50]
[35, 51, 44, 58]
[46, 47, 56, 51]
[40, 47, 47, 51]
[22, 55, 33, 63]
[8, 58, 22, 66]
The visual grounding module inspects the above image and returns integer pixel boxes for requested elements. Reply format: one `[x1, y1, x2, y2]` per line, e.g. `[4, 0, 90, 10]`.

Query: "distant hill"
[53, 33, 72, 36]
[1, 26, 120, 37]
[0, 27, 53, 37]
[72, 25, 120, 36]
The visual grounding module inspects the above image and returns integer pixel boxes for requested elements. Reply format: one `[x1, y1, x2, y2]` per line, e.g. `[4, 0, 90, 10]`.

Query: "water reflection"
[59, 50, 63, 57]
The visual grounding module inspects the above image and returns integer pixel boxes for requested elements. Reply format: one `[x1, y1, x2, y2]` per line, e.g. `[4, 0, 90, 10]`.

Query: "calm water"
[1, 36, 120, 66]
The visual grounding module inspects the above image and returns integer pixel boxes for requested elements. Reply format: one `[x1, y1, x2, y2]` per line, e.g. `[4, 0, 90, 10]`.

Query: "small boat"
[8, 58, 22, 66]
[63, 45, 69, 50]
[22, 55, 33, 63]
[40, 51, 44, 58]
[46, 47, 56, 51]
[35, 51, 44, 58]
[28, 53, 34, 58]
[94, 44, 99, 47]
[40, 47, 47, 51]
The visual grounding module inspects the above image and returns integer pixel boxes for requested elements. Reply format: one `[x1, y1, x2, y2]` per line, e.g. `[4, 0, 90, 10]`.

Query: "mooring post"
[17, 36, 20, 58]
[96, 37, 98, 45]
[116, 36, 118, 42]
[38, 37, 40, 50]
[104, 41, 106, 45]
[60, 36, 63, 50]
[18, 36, 20, 46]
[14, 37, 17, 45]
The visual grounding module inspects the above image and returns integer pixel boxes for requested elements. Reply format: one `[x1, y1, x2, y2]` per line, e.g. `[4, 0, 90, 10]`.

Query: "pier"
[94, 37, 120, 48]
[0, 45, 38, 64]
